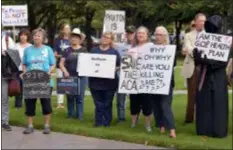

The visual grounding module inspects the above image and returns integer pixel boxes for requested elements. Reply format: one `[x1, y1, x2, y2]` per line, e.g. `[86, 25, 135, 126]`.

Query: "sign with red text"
[2, 5, 28, 26]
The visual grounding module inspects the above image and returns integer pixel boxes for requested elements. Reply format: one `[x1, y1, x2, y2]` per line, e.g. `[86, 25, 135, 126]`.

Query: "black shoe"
[93, 124, 102, 128]
[183, 120, 193, 125]
[2, 124, 12, 131]
[117, 119, 125, 123]
[104, 124, 110, 127]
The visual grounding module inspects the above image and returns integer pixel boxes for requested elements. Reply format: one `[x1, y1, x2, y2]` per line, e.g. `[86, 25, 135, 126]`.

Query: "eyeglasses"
[154, 33, 166, 36]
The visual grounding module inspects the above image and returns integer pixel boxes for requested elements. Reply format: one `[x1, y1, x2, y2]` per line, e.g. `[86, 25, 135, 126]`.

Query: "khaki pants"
[185, 67, 199, 122]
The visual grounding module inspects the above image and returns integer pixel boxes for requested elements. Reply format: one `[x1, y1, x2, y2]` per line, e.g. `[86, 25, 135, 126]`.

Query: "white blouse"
[15, 43, 32, 71]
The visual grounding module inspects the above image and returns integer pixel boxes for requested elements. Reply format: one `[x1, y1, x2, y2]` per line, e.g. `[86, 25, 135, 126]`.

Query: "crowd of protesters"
[1, 13, 232, 139]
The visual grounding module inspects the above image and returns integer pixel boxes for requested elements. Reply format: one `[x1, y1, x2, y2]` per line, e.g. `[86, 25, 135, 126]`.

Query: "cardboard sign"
[103, 10, 125, 43]
[23, 70, 50, 98]
[2, 5, 28, 26]
[57, 77, 79, 95]
[118, 44, 176, 95]
[78, 53, 116, 79]
[195, 32, 232, 62]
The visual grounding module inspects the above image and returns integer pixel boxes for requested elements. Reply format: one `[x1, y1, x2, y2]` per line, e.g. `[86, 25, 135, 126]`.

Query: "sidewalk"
[2, 127, 164, 149]
[52, 90, 232, 96]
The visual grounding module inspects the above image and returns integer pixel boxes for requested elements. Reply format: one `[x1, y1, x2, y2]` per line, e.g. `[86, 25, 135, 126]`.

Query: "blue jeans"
[90, 89, 115, 126]
[152, 86, 175, 129]
[116, 93, 126, 121]
[15, 71, 23, 108]
[67, 77, 86, 119]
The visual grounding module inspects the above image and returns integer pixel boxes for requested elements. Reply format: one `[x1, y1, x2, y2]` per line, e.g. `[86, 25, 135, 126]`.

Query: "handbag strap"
[5, 35, 9, 50]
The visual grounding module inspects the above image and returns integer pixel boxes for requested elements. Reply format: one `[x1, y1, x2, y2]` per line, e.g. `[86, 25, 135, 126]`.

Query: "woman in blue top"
[22, 28, 56, 134]
[60, 28, 87, 120]
[89, 32, 121, 127]
[54, 23, 71, 109]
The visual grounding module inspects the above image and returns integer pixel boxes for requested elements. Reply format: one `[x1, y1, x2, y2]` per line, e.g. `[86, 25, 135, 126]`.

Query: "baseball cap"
[126, 25, 136, 33]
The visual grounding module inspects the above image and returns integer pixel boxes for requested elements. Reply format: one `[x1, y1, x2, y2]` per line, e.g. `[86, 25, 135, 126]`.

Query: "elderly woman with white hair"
[151, 26, 176, 138]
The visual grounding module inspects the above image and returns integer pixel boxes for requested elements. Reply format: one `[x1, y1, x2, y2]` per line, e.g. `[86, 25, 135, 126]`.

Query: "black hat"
[126, 25, 136, 33]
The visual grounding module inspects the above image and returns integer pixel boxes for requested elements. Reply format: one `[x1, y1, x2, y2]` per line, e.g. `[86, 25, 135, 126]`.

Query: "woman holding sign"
[128, 26, 153, 132]
[193, 15, 229, 138]
[89, 32, 121, 127]
[54, 23, 71, 109]
[22, 28, 56, 134]
[59, 28, 87, 120]
[151, 26, 176, 138]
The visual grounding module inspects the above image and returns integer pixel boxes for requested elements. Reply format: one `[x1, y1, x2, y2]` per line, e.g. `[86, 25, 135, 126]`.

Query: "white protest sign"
[103, 10, 125, 43]
[138, 45, 176, 95]
[118, 44, 176, 95]
[195, 32, 232, 62]
[2, 5, 28, 26]
[78, 53, 116, 79]
[118, 55, 138, 94]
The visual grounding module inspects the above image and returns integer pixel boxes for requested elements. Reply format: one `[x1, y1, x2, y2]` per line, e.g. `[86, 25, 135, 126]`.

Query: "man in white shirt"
[1, 31, 15, 131]
[181, 13, 206, 124]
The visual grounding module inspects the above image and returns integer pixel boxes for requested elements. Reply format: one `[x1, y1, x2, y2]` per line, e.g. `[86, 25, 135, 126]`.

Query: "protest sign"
[57, 77, 79, 95]
[138, 45, 176, 95]
[118, 44, 176, 95]
[118, 55, 138, 94]
[103, 10, 125, 43]
[23, 70, 50, 98]
[78, 53, 116, 79]
[2, 5, 28, 26]
[195, 32, 232, 62]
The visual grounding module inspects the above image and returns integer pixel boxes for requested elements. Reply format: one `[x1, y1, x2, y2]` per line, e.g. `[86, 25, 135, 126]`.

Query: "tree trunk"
[85, 8, 95, 51]
[46, 4, 57, 47]
[27, 0, 36, 30]
[175, 20, 182, 53]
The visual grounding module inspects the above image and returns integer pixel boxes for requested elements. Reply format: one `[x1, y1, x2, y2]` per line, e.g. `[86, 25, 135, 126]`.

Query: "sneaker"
[2, 124, 12, 131]
[145, 126, 152, 132]
[131, 124, 136, 128]
[23, 127, 34, 134]
[43, 126, 51, 134]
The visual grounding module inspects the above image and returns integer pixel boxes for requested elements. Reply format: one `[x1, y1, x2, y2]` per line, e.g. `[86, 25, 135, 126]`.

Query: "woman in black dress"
[193, 15, 230, 138]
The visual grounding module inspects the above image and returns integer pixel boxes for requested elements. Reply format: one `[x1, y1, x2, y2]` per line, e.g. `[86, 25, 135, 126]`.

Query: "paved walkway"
[2, 127, 164, 149]
[52, 90, 232, 96]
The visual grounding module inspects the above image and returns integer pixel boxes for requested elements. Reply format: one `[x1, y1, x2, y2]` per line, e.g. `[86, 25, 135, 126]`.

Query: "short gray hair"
[32, 27, 47, 42]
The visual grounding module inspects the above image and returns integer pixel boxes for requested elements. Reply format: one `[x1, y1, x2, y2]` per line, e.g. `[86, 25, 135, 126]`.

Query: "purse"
[8, 79, 21, 97]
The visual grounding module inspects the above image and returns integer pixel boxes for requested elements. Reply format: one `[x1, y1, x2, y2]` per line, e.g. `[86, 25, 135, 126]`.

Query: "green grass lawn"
[9, 94, 232, 149]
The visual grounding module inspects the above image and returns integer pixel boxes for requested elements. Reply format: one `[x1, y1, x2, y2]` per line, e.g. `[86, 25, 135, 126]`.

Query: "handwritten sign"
[118, 44, 176, 95]
[78, 53, 116, 79]
[2, 5, 28, 26]
[57, 77, 79, 95]
[138, 45, 176, 95]
[23, 70, 50, 98]
[118, 55, 138, 94]
[195, 32, 232, 62]
[103, 10, 125, 43]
